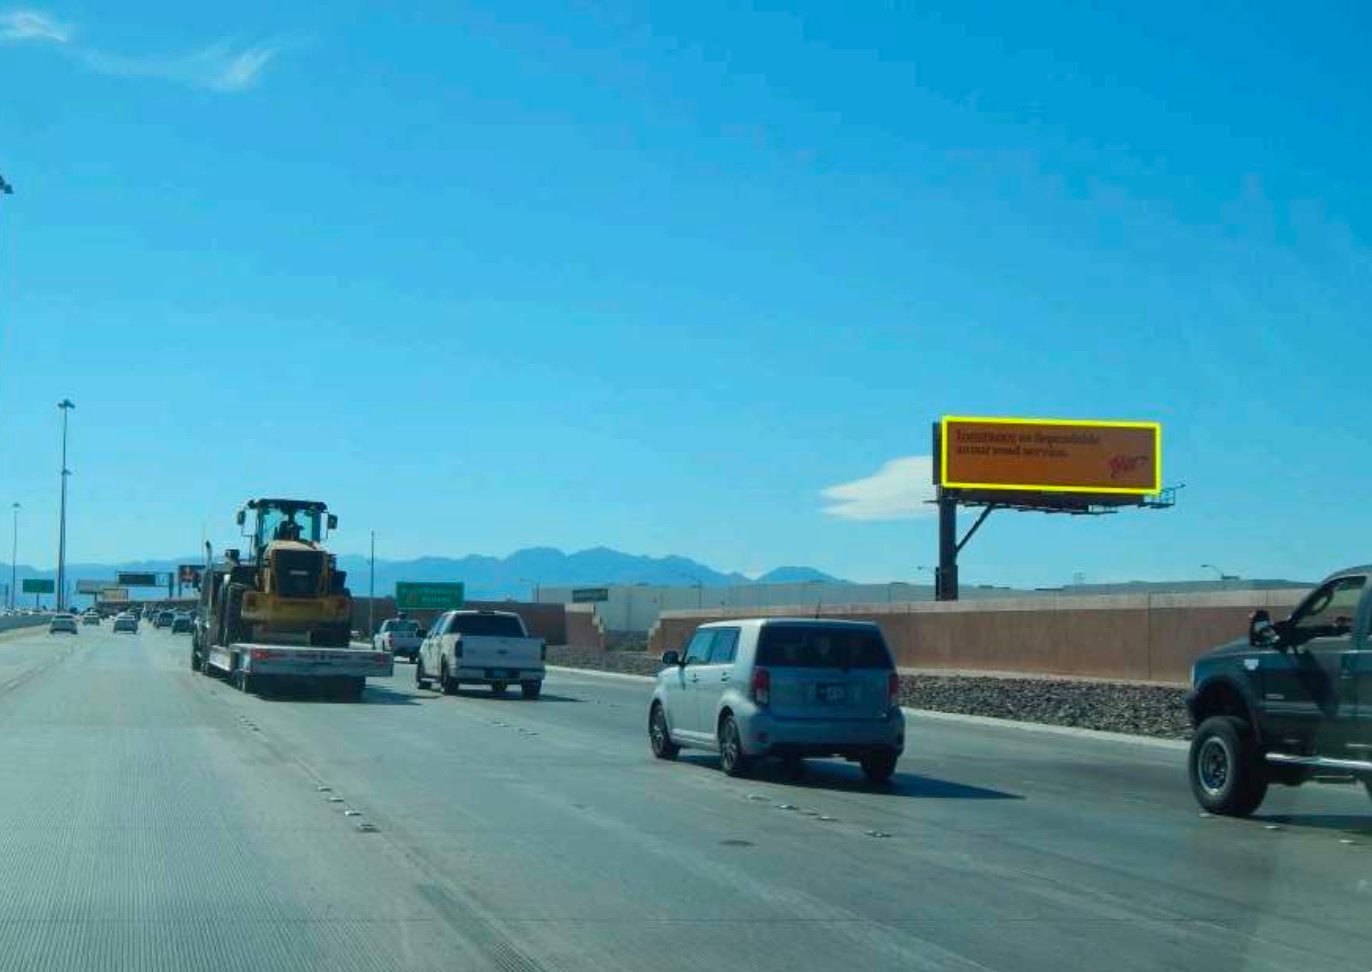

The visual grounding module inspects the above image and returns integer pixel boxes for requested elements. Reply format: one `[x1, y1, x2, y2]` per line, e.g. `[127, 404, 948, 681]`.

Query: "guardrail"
[0, 614, 51, 635]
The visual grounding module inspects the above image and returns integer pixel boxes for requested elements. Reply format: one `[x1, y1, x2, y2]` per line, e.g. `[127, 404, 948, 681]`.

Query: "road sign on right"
[395, 582, 465, 611]
[939, 416, 1161, 495]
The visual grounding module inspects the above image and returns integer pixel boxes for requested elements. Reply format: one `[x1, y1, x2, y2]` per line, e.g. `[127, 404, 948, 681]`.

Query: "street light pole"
[368, 530, 376, 636]
[56, 399, 75, 611]
[1200, 563, 1225, 581]
[9, 503, 17, 610]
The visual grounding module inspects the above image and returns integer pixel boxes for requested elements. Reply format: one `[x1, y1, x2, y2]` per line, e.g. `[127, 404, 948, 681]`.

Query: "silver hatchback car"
[648, 618, 905, 783]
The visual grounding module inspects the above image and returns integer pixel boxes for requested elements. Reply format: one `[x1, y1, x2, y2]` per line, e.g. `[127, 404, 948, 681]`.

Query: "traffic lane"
[0, 624, 518, 971]
[179, 650, 1372, 971]
[0, 621, 78, 691]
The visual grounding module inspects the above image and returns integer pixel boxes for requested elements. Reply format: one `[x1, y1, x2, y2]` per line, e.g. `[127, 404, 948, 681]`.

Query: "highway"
[0, 624, 1368, 971]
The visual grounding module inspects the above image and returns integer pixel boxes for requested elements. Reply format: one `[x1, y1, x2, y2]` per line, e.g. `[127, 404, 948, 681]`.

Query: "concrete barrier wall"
[647, 590, 1310, 684]
[0, 615, 50, 635]
[352, 598, 568, 645]
[565, 604, 605, 650]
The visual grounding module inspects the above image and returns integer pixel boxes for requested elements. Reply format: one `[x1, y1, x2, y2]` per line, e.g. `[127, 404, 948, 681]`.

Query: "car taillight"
[750, 667, 770, 706]
[888, 671, 900, 708]
[541, 642, 546, 661]
[250, 648, 281, 661]
[385, 634, 393, 647]
[453, 635, 463, 658]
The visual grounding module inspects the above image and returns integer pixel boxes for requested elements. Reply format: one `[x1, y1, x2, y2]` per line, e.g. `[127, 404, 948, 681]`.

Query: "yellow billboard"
[940, 416, 1161, 495]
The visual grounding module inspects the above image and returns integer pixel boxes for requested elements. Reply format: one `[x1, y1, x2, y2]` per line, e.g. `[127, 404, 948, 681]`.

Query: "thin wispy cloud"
[1, 8, 282, 91]
[0, 9, 71, 43]
[821, 456, 937, 521]
[79, 40, 281, 92]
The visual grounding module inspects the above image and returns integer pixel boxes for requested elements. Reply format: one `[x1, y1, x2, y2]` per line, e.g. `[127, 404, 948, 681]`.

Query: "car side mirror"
[327, 513, 338, 530]
[1249, 610, 1282, 648]
[661, 650, 680, 667]
[235, 510, 246, 526]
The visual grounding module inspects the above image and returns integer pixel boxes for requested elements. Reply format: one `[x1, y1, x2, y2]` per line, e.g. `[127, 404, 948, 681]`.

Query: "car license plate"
[817, 684, 848, 703]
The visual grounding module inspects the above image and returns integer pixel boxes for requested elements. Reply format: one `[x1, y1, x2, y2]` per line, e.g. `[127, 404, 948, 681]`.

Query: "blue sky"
[0, 1, 1369, 586]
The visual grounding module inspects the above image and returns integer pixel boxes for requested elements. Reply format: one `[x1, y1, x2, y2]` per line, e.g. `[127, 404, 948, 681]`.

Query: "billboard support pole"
[936, 489, 959, 602]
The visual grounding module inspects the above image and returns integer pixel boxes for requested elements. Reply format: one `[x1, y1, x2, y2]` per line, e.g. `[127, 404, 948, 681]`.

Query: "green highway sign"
[21, 578, 54, 594]
[395, 582, 465, 611]
[571, 587, 610, 604]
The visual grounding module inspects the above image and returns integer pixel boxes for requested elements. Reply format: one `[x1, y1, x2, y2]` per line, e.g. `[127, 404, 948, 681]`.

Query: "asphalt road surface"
[0, 622, 1369, 971]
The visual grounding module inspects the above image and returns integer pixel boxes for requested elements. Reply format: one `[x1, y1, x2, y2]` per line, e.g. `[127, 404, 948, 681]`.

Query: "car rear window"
[447, 614, 525, 637]
[755, 624, 892, 670]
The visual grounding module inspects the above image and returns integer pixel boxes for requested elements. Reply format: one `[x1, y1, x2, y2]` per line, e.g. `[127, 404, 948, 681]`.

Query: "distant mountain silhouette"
[3, 547, 846, 602]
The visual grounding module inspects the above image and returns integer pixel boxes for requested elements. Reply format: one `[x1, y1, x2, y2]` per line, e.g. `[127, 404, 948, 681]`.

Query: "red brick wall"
[648, 591, 1307, 684]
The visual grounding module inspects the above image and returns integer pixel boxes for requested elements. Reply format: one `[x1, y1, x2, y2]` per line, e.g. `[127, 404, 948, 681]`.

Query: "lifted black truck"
[1187, 565, 1372, 816]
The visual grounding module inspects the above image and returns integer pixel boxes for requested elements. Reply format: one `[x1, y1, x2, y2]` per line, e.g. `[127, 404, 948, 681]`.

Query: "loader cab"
[237, 499, 338, 563]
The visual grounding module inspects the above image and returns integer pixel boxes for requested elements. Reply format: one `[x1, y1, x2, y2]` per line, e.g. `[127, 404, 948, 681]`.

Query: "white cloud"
[1, 9, 282, 92]
[79, 40, 282, 92]
[0, 9, 72, 43]
[820, 456, 938, 521]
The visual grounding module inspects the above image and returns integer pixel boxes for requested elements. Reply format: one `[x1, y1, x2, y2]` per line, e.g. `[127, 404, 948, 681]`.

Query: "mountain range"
[1, 547, 844, 601]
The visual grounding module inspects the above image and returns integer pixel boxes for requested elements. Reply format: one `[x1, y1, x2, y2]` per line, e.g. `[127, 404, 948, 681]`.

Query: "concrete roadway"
[0, 623, 1369, 971]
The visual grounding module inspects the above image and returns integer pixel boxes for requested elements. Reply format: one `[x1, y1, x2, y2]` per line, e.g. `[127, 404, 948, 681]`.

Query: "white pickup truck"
[415, 610, 545, 699]
[373, 618, 422, 661]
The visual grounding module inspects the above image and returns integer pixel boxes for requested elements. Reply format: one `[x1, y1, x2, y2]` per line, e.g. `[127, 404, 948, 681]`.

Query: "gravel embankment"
[547, 647, 1192, 739]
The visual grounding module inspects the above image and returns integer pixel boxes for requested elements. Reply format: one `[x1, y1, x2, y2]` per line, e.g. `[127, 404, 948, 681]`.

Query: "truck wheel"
[491, 682, 507, 696]
[415, 659, 433, 691]
[520, 681, 542, 700]
[1363, 779, 1372, 804]
[718, 714, 752, 777]
[1189, 716, 1268, 817]
[441, 663, 459, 696]
[649, 703, 679, 760]
[860, 750, 899, 785]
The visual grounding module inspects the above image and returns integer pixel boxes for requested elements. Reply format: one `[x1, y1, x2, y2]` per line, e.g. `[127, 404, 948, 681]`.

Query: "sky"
[0, 1, 1369, 587]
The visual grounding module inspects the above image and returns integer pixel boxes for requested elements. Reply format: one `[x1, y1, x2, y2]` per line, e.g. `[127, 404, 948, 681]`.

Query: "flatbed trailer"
[207, 641, 394, 699]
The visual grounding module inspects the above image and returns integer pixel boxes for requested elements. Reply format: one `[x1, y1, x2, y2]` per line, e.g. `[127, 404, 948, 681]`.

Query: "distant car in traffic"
[112, 613, 139, 634]
[170, 613, 193, 634]
[154, 611, 174, 629]
[649, 618, 905, 783]
[81, 612, 101, 626]
[49, 614, 79, 635]
[416, 610, 545, 698]
[374, 618, 422, 661]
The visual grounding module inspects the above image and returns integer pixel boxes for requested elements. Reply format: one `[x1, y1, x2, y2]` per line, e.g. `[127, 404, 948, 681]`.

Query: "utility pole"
[9, 503, 17, 611]
[368, 530, 376, 637]
[2, 178, 14, 612]
[56, 399, 75, 611]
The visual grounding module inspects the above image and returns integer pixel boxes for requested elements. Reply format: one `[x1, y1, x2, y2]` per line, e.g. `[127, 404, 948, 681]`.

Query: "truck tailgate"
[459, 636, 543, 671]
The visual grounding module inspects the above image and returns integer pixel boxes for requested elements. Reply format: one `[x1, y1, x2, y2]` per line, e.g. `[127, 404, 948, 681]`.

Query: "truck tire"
[1189, 715, 1268, 817]
[415, 658, 433, 691]
[441, 662, 459, 696]
[1363, 779, 1372, 804]
[520, 680, 542, 700]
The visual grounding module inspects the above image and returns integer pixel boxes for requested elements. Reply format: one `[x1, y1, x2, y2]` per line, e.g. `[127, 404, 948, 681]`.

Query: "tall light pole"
[1201, 563, 1225, 581]
[8, 503, 17, 610]
[368, 530, 376, 636]
[56, 399, 75, 611]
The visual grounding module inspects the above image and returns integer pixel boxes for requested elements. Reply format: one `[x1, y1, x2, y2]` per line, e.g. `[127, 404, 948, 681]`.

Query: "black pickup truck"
[1187, 565, 1372, 815]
